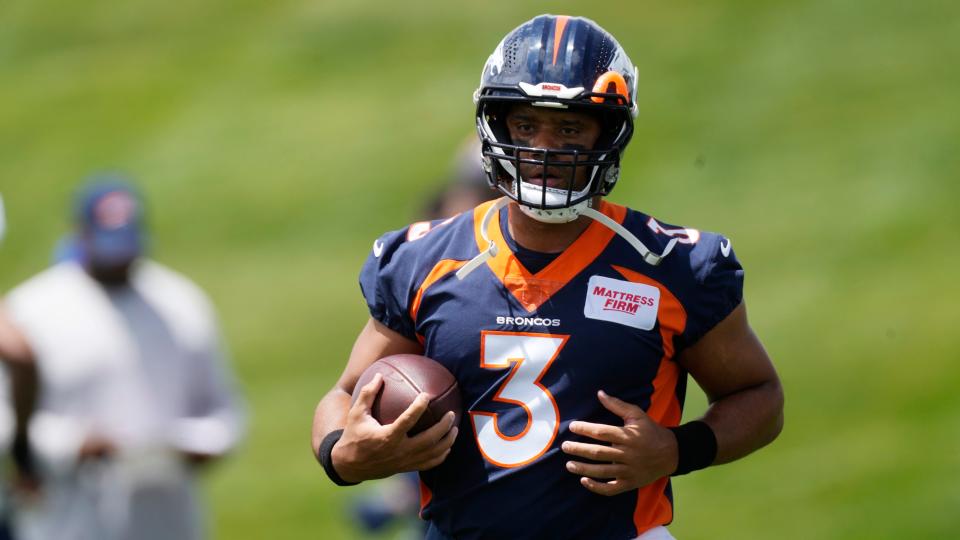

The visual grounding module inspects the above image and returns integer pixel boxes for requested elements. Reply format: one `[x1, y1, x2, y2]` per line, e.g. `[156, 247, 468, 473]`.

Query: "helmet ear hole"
[482, 102, 512, 145]
[603, 166, 620, 193]
[481, 155, 494, 175]
[494, 161, 514, 187]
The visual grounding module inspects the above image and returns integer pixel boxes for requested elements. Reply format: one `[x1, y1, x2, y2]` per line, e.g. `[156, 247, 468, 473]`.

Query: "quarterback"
[313, 14, 784, 540]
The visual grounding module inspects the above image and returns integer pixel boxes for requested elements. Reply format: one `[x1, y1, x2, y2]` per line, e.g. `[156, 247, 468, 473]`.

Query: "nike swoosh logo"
[372, 239, 384, 258]
[720, 239, 732, 258]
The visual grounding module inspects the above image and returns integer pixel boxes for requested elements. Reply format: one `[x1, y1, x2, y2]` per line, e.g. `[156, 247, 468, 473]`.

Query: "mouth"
[523, 173, 577, 189]
[529, 175, 561, 188]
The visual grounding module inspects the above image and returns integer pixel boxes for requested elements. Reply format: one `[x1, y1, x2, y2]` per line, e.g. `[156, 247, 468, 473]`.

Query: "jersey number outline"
[470, 331, 569, 468]
[646, 216, 700, 244]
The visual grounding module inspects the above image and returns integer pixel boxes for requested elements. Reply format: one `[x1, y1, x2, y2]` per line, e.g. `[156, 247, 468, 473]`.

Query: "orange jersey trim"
[409, 259, 468, 323]
[612, 264, 687, 424]
[552, 16, 570, 65]
[471, 199, 627, 312]
[418, 479, 432, 517]
[631, 476, 673, 535]
[611, 264, 687, 533]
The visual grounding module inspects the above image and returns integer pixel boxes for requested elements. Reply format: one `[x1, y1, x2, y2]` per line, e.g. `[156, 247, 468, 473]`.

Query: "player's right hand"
[332, 373, 458, 483]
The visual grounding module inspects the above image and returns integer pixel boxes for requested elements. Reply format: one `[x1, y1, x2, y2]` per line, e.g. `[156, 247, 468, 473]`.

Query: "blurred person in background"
[422, 137, 499, 220]
[1, 192, 40, 540]
[2, 178, 246, 540]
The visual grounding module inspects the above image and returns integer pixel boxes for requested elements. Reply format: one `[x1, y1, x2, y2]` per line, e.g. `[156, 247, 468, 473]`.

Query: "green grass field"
[2, 1, 958, 538]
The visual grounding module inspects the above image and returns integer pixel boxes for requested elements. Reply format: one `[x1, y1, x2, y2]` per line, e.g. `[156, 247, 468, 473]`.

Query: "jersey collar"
[472, 198, 627, 312]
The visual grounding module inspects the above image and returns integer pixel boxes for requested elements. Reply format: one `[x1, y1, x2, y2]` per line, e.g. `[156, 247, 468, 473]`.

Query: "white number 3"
[471, 331, 568, 468]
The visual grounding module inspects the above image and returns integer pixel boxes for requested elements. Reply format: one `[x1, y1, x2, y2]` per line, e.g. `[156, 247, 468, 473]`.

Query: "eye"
[514, 123, 534, 133]
[560, 127, 580, 137]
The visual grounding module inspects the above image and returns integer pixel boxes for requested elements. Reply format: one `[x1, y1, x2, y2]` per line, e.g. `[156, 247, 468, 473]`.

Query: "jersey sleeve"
[682, 233, 745, 346]
[358, 228, 420, 340]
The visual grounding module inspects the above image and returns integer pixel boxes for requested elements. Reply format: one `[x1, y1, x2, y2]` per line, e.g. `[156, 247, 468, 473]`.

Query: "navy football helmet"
[475, 14, 639, 223]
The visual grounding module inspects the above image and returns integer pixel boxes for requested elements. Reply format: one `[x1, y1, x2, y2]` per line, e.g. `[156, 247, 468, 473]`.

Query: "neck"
[506, 199, 601, 253]
[85, 262, 133, 287]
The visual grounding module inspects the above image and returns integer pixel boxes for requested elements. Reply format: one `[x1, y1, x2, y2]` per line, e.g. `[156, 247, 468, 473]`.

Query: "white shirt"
[5, 260, 245, 540]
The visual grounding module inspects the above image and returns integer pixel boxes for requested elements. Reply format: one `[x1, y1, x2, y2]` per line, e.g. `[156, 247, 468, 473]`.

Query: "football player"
[313, 14, 784, 540]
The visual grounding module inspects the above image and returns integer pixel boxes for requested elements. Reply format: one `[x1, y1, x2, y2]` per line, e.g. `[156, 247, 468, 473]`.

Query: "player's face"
[505, 104, 602, 191]
[79, 230, 138, 286]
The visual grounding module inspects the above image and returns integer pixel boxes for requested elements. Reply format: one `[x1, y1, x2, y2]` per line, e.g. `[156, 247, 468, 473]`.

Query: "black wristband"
[668, 421, 718, 476]
[317, 429, 360, 486]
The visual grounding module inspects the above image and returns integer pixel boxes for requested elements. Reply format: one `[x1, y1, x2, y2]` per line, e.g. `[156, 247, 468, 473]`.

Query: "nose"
[517, 129, 574, 166]
[523, 128, 562, 152]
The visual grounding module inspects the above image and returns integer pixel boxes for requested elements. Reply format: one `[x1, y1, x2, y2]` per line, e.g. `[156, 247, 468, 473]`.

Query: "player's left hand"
[561, 390, 678, 496]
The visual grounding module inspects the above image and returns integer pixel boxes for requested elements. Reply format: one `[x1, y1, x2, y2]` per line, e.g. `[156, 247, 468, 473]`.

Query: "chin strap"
[579, 206, 677, 266]
[456, 197, 510, 281]
[455, 198, 676, 281]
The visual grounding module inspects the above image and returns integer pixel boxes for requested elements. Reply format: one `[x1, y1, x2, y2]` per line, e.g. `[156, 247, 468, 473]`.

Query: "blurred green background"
[1, 0, 958, 538]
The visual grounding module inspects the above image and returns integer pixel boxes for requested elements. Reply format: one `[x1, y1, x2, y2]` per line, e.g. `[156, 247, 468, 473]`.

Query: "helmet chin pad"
[517, 190, 593, 223]
[508, 176, 594, 223]
[517, 197, 593, 224]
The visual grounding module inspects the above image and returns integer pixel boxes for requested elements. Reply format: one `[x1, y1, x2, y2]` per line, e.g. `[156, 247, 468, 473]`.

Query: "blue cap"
[71, 176, 146, 266]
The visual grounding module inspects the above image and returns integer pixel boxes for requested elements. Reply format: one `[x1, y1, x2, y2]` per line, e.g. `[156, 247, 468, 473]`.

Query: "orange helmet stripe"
[552, 16, 569, 65]
[591, 71, 630, 104]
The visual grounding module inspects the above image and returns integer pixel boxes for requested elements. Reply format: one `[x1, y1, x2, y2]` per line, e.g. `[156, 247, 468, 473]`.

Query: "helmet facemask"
[477, 98, 633, 223]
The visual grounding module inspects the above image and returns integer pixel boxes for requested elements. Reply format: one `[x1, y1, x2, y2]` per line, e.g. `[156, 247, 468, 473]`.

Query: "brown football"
[352, 354, 461, 435]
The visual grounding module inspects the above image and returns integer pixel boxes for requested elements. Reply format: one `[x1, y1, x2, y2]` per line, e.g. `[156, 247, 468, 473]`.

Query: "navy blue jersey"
[359, 199, 743, 540]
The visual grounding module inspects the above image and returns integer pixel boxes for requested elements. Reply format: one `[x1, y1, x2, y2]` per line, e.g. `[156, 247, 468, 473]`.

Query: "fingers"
[560, 441, 624, 462]
[578, 476, 630, 496]
[409, 414, 458, 471]
[568, 420, 627, 444]
[435, 421, 459, 450]
[419, 448, 452, 471]
[565, 460, 622, 480]
[388, 392, 432, 434]
[563, 439, 630, 495]
[351, 373, 384, 417]
[409, 411, 457, 449]
[419, 423, 458, 460]
[597, 390, 647, 421]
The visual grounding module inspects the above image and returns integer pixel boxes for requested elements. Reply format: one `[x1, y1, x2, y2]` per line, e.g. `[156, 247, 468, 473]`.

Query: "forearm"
[1, 308, 37, 441]
[311, 387, 351, 456]
[10, 362, 38, 477]
[700, 378, 784, 465]
[9, 361, 37, 440]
